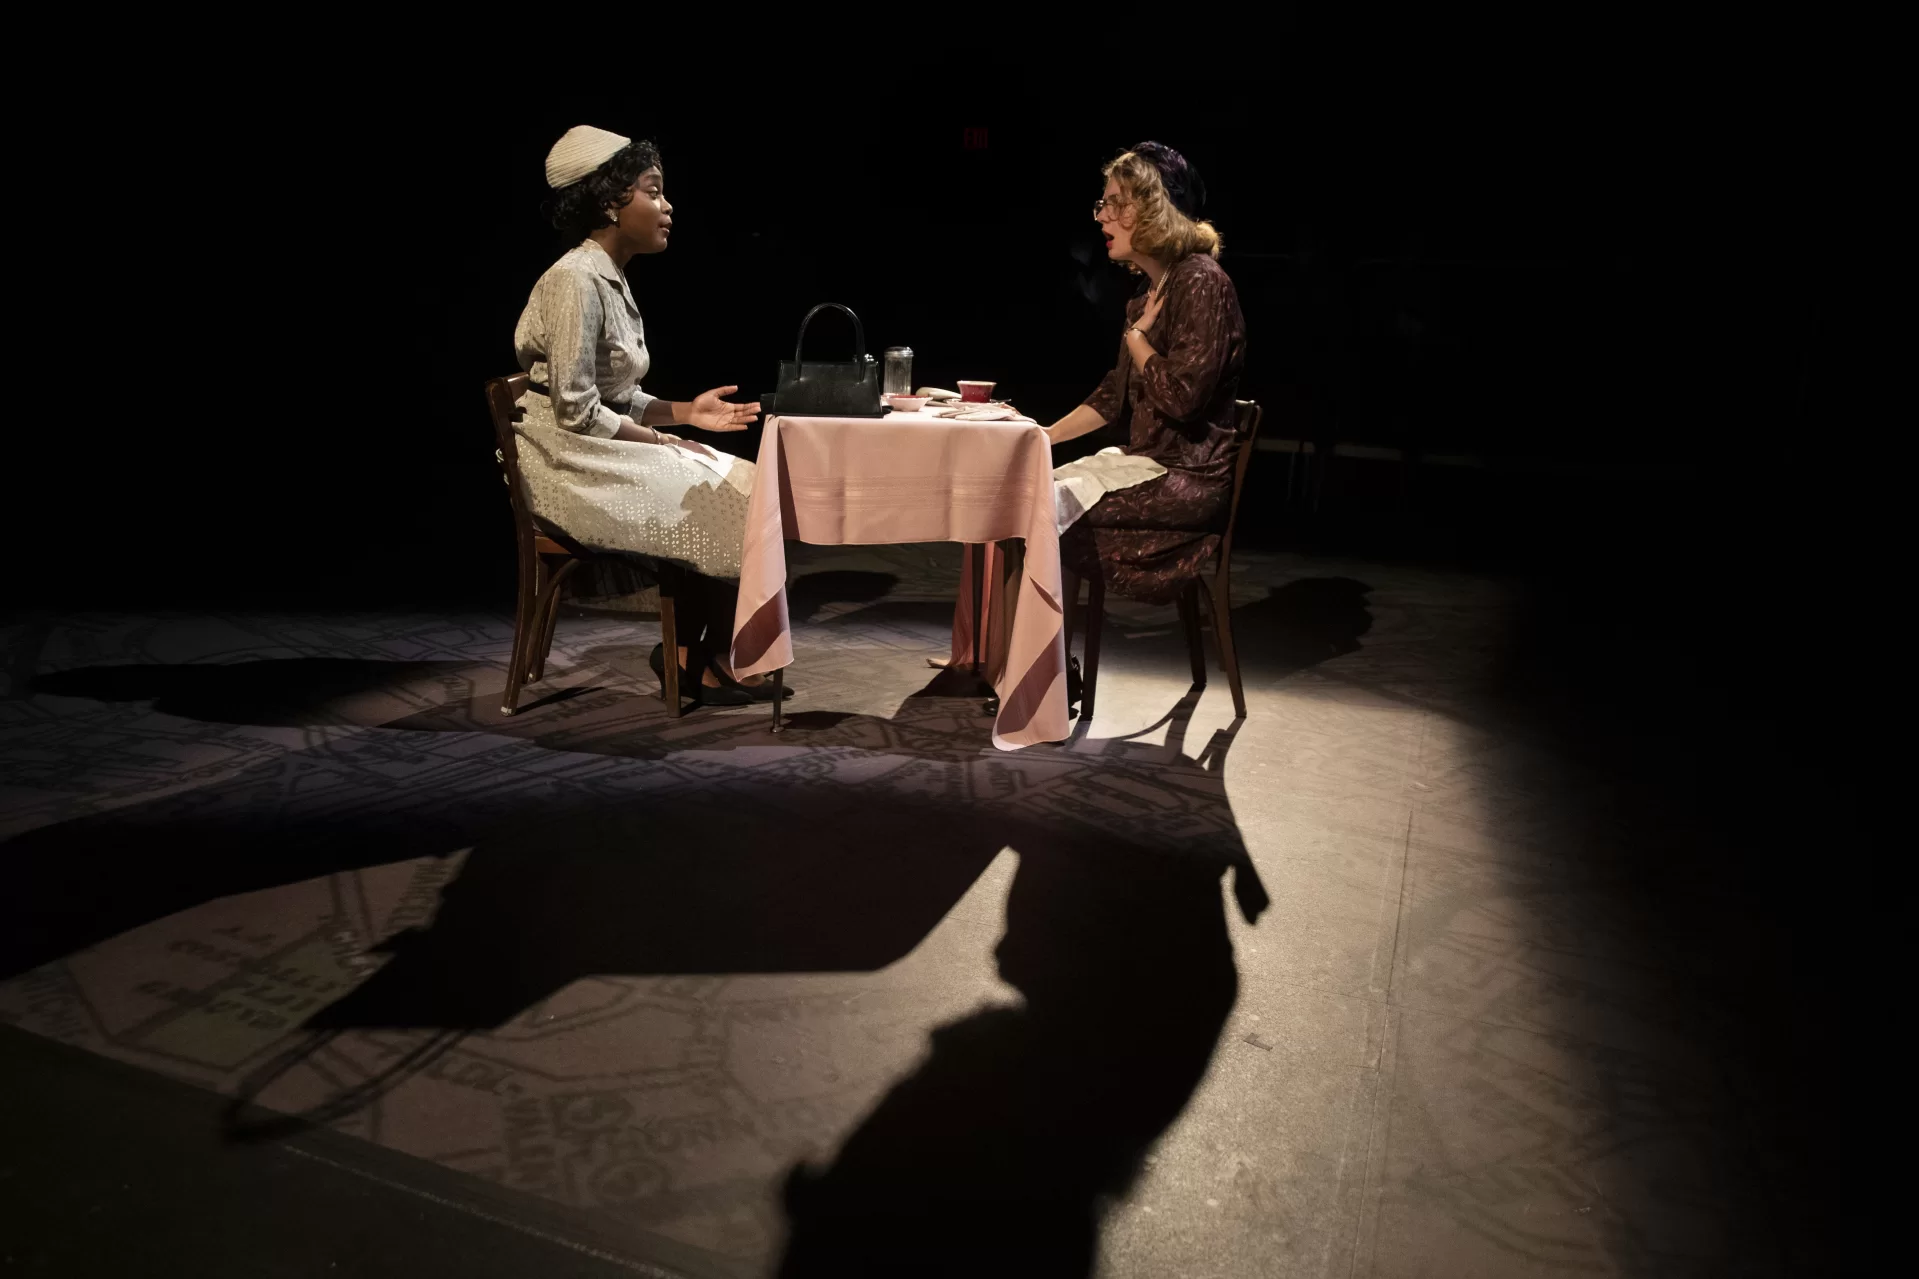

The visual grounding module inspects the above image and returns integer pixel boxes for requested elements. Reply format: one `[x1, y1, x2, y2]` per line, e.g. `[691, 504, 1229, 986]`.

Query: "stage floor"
[0, 543, 1810, 1276]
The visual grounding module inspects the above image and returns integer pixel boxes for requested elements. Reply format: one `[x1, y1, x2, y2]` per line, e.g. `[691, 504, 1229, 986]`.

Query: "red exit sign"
[962, 127, 989, 150]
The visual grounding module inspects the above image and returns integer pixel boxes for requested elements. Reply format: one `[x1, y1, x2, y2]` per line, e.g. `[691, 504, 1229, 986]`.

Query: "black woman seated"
[512, 125, 786, 706]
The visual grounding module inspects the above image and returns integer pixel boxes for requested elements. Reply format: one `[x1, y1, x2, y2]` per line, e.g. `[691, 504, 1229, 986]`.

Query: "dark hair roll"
[1130, 140, 1208, 220]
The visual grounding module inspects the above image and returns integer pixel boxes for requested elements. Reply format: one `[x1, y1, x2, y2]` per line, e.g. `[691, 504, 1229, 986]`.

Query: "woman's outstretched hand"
[686, 386, 761, 432]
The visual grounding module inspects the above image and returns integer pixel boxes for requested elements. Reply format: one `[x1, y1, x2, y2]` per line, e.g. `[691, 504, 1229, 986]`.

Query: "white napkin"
[1052, 447, 1167, 534]
[925, 403, 1032, 422]
[671, 440, 740, 480]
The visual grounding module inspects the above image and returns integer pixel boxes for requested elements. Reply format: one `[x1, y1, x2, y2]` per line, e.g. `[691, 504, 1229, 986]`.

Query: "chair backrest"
[484, 374, 537, 551]
[1217, 399, 1264, 573]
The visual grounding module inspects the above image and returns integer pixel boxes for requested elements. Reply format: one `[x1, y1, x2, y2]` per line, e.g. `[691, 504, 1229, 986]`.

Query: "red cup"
[958, 380, 996, 403]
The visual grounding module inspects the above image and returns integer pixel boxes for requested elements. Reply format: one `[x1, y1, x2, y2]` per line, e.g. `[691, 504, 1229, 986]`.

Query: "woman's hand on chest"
[1134, 282, 1171, 337]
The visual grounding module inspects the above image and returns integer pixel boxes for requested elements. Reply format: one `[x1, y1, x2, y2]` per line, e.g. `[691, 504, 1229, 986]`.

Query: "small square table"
[729, 410, 1071, 749]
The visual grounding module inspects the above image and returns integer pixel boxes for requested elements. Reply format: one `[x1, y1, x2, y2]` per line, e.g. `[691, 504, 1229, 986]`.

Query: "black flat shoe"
[649, 643, 754, 707]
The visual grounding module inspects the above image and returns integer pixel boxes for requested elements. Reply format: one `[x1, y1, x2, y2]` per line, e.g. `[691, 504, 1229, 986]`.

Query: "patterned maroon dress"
[1060, 252, 1248, 604]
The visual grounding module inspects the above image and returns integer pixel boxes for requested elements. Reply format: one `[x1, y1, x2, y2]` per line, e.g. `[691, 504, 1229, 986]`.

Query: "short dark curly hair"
[544, 139, 662, 242]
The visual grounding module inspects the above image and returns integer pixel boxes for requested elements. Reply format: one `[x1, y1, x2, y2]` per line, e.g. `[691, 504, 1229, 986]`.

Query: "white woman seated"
[514, 125, 783, 706]
[1045, 143, 1247, 607]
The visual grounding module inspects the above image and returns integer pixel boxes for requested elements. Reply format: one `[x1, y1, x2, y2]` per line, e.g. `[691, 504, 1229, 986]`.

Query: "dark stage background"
[10, 34, 1835, 614]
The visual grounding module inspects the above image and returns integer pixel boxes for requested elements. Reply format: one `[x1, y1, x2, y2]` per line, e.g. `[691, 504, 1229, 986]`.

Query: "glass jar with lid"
[882, 346, 914, 397]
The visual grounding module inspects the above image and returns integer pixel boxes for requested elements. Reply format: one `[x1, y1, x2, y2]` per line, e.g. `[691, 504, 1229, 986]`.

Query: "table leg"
[982, 538, 1025, 717]
[989, 538, 1023, 682]
[971, 543, 985, 673]
[771, 668, 784, 733]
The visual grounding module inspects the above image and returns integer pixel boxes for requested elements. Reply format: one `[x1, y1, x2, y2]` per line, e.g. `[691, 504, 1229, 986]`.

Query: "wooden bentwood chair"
[484, 374, 692, 717]
[1065, 399, 1263, 723]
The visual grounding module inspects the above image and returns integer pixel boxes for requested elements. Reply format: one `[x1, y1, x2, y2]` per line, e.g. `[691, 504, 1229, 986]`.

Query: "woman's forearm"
[1045, 403, 1108, 447]
[612, 417, 679, 444]
[639, 399, 690, 428]
[612, 419, 660, 443]
[612, 398, 692, 443]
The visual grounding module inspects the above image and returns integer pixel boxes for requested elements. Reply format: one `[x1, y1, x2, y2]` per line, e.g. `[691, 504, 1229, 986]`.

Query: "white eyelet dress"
[512, 239, 754, 582]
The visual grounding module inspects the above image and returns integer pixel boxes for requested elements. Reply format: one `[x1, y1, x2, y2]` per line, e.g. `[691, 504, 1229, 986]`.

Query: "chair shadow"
[1224, 576, 1374, 679]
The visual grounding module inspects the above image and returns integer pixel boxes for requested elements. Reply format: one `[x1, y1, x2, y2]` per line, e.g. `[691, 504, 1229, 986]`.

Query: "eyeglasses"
[1092, 196, 1132, 220]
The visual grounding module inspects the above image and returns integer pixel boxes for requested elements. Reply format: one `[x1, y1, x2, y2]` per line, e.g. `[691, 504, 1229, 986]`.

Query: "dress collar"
[576, 238, 626, 284]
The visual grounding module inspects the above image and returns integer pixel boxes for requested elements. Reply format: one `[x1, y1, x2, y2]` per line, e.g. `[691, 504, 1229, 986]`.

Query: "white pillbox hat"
[545, 125, 632, 189]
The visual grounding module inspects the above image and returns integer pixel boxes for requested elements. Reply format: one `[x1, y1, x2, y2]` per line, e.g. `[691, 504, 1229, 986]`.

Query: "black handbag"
[767, 303, 885, 418]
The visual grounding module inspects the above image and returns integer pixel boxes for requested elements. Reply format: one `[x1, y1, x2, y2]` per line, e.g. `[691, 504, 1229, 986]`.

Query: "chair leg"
[658, 588, 682, 717]
[1177, 582, 1208, 688]
[1081, 574, 1105, 723]
[1201, 574, 1247, 719]
[502, 546, 539, 715]
[530, 557, 577, 683]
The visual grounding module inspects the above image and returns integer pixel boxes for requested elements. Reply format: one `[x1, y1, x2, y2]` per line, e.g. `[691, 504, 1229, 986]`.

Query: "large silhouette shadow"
[779, 829, 1240, 1277]
[305, 780, 1011, 1032]
[293, 693, 1254, 1278]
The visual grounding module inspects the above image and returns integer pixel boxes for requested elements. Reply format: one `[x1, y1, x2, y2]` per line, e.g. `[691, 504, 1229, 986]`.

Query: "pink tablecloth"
[729, 412, 1070, 749]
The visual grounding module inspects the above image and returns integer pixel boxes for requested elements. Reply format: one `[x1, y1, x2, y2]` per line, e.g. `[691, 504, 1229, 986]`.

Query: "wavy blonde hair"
[1105, 149, 1223, 270]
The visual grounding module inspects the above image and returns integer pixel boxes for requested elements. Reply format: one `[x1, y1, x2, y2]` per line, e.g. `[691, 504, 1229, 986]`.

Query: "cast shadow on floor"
[6, 572, 1334, 986]
[249, 695, 1254, 1276]
[24, 575, 1373, 753]
[13, 669, 1263, 1279]
[4, 577, 1365, 1272]
[1225, 576, 1373, 678]
[775, 827, 1241, 1277]
[7, 674, 1263, 1276]
[274, 704, 1253, 1278]
[21, 568, 931, 733]
[29, 657, 492, 728]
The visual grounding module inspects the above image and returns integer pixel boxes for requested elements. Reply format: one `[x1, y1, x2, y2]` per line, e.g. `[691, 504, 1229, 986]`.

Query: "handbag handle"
[793, 303, 868, 382]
